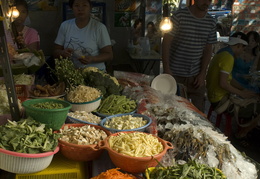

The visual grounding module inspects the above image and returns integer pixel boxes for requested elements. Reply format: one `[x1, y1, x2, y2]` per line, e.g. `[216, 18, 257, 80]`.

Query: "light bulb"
[12, 7, 20, 18]
[159, 17, 173, 32]
[7, 6, 19, 19]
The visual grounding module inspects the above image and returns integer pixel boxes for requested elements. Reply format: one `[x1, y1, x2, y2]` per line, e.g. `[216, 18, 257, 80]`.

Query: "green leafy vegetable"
[51, 58, 85, 89]
[0, 118, 60, 153]
[148, 160, 226, 179]
[82, 67, 122, 98]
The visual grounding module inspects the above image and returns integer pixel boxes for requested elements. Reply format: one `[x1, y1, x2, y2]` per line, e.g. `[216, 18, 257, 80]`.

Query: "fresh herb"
[50, 57, 85, 89]
[148, 160, 226, 179]
[0, 118, 60, 153]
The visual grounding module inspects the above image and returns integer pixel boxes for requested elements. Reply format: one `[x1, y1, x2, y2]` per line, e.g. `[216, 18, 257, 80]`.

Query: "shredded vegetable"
[91, 168, 137, 179]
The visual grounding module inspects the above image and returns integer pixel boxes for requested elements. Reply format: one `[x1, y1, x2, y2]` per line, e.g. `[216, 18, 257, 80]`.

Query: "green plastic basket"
[22, 99, 71, 130]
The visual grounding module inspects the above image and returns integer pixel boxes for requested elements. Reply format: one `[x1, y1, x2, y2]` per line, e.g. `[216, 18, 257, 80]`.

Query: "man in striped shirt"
[162, 0, 217, 112]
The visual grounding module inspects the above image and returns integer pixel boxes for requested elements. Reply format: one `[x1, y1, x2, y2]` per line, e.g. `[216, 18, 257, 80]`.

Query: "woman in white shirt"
[53, 0, 113, 71]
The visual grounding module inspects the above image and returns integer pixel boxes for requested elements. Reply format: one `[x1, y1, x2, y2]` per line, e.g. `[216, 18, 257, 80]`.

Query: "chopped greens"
[0, 118, 60, 153]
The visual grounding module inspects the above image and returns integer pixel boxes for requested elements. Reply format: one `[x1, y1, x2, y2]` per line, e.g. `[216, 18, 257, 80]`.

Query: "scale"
[0, 1, 20, 121]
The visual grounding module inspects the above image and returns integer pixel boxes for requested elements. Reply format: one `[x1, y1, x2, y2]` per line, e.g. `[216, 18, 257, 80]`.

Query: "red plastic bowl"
[99, 131, 174, 173]
[58, 123, 112, 161]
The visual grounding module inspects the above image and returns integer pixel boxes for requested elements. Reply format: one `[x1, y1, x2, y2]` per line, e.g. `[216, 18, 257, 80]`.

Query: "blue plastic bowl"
[100, 113, 152, 133]
[93, 109, 136, 119]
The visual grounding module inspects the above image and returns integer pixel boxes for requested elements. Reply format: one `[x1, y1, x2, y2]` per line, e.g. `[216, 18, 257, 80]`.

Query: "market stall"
[0, 0, 259, 178]
[0, 66, 260, 178]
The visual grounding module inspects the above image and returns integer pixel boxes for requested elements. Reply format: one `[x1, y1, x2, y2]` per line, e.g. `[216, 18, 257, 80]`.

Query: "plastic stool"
[207, 105, 233, 138]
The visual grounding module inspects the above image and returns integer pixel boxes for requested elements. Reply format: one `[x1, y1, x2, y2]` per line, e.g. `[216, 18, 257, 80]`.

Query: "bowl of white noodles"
[66, 85, 102, 112]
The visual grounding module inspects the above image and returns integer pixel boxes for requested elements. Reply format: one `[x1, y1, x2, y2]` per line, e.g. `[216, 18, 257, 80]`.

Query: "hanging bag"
[215, 94, 259, 127]
[214, 94, 231, 114]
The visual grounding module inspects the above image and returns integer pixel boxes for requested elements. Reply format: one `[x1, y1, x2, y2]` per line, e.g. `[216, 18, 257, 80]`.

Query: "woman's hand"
[78, 55, 94, 64]
[62, 48, 74, 58]
[16, 32, 25, 48]
[240, 89, 258, 99]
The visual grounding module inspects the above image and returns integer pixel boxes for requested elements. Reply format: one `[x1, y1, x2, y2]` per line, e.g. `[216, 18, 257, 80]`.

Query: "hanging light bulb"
[160, 17, 172, 32]
[159, 2, 173, 32]
[11, 6, 19, 18]
[7, 6, 20, 20]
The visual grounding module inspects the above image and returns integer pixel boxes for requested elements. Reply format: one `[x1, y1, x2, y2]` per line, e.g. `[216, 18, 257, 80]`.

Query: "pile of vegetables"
[50, 59, 122, 98]
[0, 118, 60, 153]
[82, 67, 122, 98]
[147, 160, 226, 179]
[31, 101, 65, 109]
[52, 58, 85, 89]
[96, 94, 137, 115]
[13, 74, 34, 85]
[17, 48, 45, 65]
[91, 168, 137, 179]
[0, 86, 22, 114]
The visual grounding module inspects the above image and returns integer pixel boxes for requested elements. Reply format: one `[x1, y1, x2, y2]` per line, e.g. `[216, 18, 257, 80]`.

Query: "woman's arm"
[26, 42, 40, 51]
[78, 45, 113, 64]
[53, 44, 73, 59]
[219, 71, 257, 98]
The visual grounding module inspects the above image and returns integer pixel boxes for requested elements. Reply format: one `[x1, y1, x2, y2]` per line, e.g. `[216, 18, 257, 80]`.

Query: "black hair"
[147, 21, 157, 33]
[69, 0, 91, 8]
[231, 31, 249, 45]
[133, 18, 142, 29]
[247, 31, 260, 56]
[14, 0, 28, 12]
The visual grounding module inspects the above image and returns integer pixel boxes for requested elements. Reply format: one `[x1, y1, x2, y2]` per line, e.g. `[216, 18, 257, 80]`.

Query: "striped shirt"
[169, 7, 217, 77]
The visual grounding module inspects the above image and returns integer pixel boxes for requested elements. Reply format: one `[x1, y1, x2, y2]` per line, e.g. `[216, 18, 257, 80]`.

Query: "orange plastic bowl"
[58, 123, 111, 162]
[99, 131, 174, 173]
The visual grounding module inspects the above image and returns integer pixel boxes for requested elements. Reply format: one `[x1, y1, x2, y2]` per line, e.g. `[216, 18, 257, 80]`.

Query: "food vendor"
[53, 0, 113, 71]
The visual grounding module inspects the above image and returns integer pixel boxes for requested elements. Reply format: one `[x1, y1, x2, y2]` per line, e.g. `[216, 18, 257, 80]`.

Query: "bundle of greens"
[82, 67, 122, 98]
[0, 118, 60, 154]
[52, 58, 85, 89]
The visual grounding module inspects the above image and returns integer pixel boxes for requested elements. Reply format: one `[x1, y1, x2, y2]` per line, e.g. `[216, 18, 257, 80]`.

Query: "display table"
[127, 50, 161, 75]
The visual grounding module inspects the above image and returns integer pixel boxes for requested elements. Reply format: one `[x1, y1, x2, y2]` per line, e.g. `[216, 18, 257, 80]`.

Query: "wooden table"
[127, 50, 161, 75]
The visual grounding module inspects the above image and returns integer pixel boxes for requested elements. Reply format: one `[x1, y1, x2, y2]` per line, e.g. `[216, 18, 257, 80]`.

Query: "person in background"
[131, 18, 143, 45]
[232, 31, 260, 93]
[11, 0, 40, 50]
[206, 32, 260, 138]
[146, 21, 161, 53]
[53, 0, 113, 71]
[161, 0, 217, 112]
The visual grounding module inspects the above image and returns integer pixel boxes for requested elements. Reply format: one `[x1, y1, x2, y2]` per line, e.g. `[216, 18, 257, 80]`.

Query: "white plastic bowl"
[100, 113, 152, 133]
[68, 96, 102, 112]
[0, 147, 59, 174]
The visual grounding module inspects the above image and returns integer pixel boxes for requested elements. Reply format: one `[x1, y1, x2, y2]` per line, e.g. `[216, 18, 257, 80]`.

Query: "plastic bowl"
[67, 115, 100, 125]
[68, 96, 102, 112]
[99, 131, 174, 173]
[94, 109, 136, 119]
[0, 146, 59, 174]
[58, 123, 112, 162]
[100, 113, 152, 133]
[22, 99, 71, 130]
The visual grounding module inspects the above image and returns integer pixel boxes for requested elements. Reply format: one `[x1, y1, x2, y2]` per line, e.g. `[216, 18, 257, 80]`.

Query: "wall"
[29, 10, 63, 56]
[27, 0, 161, 66]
